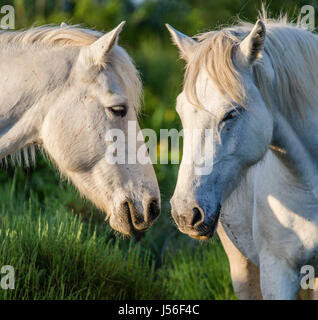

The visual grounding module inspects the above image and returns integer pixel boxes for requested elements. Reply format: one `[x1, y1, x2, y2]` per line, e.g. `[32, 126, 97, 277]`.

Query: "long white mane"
[184, 11, 318, 118]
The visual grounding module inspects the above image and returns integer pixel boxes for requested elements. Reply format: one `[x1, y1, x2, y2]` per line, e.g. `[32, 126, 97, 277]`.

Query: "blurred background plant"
[0, 0, 316, 299]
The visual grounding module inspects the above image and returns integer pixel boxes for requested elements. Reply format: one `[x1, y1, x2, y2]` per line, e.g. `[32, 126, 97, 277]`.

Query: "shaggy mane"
[184, 9, 318, 117]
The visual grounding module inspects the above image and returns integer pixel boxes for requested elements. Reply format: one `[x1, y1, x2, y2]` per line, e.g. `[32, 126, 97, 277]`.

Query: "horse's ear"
[238, 20, 266, 67]
[84, 21, 125, 67]
[165, 24, 196, 61]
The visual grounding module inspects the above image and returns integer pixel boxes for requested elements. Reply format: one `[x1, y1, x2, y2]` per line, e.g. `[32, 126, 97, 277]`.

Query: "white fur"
[168, 13, 318, 299]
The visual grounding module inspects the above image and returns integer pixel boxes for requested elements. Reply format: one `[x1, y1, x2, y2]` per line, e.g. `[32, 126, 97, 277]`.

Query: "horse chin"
[109, 215, 146, 239]
[184, 219, 219, 240]
[109, 215, 133, 236]
[189, 234, 211, 240]
[179, 228, 214, 240]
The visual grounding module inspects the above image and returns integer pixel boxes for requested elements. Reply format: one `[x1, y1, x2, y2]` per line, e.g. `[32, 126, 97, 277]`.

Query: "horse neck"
[0, 45, 75, 160]
[270, 108, 318, 197]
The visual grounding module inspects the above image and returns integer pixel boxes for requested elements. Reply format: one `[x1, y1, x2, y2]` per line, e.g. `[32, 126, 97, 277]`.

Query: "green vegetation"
[0, 0, 312, 299]
[0, 168, 233, 299]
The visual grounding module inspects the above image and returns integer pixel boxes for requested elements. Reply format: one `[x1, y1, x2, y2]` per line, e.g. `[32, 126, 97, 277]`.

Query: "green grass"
[0, 168, 235, 300]
[160, 242, 235, 300]
[0, 175, 163, 299]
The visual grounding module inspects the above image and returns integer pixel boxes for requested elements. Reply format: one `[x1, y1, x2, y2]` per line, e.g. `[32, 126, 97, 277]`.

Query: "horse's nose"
[171, 202, 220, 239]
[124, 198, 160, 231]
[171, 206, 205, 229]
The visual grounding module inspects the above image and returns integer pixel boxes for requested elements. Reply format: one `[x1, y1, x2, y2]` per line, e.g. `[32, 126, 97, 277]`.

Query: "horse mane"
[0, 25, 103, 47]
[0, 25, 142, 168]
[0, 25, 142, 114]
[184, 10, 318, 118]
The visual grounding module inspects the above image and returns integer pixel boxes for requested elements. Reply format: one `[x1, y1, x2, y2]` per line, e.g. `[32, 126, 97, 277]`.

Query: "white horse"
[167, 13, 318, 300]
[0, 22, 160, 236]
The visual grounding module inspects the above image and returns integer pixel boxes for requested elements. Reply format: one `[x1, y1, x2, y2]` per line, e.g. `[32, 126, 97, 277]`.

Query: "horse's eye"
[222, 108, 241, 122]
[109, 105, 127, 117]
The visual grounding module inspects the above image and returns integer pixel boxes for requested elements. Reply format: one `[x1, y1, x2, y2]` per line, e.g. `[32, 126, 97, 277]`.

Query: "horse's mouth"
[108, 202, 150, 239]
[189, 234, 211, 240]
[109, 217, 146, 239]
[179, 226, 214, 240]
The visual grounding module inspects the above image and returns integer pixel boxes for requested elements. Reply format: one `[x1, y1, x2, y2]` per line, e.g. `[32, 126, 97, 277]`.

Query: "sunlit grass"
[0, 174, 163, 299]
[0, 172, 235, 300]
[159, 240, 236, 300]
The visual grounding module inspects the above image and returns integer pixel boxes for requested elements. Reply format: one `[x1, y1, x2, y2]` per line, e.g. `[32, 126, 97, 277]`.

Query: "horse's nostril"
[191, 207, 203, 227]
[124, 201, 144, 226]
[148, 199, 160, 221]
